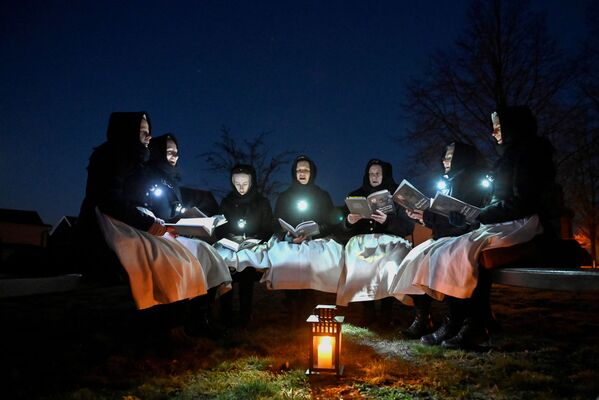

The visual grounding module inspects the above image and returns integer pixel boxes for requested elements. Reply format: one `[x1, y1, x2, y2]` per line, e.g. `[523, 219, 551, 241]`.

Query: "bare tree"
[401, 0, 578, 170]
[199, 126, 295, 200]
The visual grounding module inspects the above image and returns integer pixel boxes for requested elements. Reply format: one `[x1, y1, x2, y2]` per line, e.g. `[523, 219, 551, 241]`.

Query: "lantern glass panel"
[312, 335, 336, 369]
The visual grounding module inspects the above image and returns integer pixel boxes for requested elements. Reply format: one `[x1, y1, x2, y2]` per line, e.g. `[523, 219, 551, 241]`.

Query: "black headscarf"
[494, 105, 538, 154]
[361, 159, 397, 194]
[105, 111, 150, 163]
[443, 142, 483, 179]
[148, 133, 181, 184]
[291, 155, 317, 186]
[229, 163, 258, 203]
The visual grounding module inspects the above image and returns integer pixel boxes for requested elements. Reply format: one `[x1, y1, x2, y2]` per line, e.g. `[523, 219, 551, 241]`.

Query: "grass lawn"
[1, 283, 598, 399]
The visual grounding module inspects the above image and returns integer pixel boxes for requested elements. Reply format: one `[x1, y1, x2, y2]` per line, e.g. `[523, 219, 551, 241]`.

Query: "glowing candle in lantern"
[317, 337, 333, 369]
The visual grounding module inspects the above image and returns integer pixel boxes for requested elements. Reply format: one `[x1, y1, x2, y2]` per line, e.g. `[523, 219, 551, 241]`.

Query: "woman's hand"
[370, 209, 388, 224]
[405, 208, 424, 225]
[148, 218, 167, 236]
[347, 213, 362, 224]
[292, 234, 307, 244]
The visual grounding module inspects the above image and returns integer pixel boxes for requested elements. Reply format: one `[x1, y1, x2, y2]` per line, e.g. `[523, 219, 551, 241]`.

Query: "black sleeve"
[88, 154, 155, 231]
[479, 150, 550, 224]
[384, 208, 415, 237]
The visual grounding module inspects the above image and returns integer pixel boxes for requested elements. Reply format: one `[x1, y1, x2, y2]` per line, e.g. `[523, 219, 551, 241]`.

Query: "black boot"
[402, 295, 433, 339]
[441, 318, 489, 350]
[420, 316, 461, 345]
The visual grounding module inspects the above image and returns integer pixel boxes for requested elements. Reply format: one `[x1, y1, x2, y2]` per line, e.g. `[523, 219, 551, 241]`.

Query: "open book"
[430, 193, 481, 223]
[345, 189, 395, 218]
[216, 237, 262, 252]
[278, 218, 320, 238]
[165, 215, 227, 238]
[182, 206, 208, 218]
[392, 179, 431, 211]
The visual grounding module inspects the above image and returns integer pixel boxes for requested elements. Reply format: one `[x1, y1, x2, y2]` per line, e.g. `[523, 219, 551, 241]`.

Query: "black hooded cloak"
[345, 159, 414, 237]
[216, 164, 274, 241]
[274, 155, 335, 238]
[76, 111, 155, 280]
[478, 106, 564, 237]
[141, 133, 184, 221]
[422, 143, 490, 240]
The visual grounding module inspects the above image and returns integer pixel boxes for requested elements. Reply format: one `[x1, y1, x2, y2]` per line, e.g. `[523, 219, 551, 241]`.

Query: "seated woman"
[403, 106, 564, 349]
[77, 113, 208, 310]
[144, 133, 231, 294]
[214, 164, 274, 326]
[390, 143, 489, 339]
[262, 155, 343, 295]
[336, 159, 414, 327]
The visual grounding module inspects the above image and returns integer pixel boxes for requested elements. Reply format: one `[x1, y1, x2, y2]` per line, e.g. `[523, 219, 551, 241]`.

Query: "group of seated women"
[76, 105, 569, 349]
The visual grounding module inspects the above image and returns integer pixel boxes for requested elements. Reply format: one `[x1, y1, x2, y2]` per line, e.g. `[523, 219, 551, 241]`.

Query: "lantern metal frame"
[306, 304, 344, 376]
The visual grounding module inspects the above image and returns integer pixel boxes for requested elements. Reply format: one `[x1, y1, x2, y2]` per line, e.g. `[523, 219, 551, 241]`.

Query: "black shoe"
[441, 318, 489, 350]
[185, 316, 225, 340]
[420, 317, 461, 346]
[402, 313, 433, 339]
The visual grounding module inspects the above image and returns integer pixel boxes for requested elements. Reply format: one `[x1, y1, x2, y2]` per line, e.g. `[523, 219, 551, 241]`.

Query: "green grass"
[5, 286, 599, 399]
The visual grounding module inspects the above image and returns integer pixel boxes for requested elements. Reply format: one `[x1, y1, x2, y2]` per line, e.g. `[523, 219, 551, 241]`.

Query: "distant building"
[0, 208, 51, 248]
[0, 209, 52, 270]
[50, 216, 78, 243]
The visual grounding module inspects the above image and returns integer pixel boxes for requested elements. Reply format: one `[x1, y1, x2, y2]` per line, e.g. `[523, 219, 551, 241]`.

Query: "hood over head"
[362, 159, 397, 193]
[291, 155, 317, 185]
[149, 133, 178, 164]
[495, 105, 537, 148]
[230, 163, 257, 197]
[444, 142, 482, 177]
[105, 111, 151, 161]
[148, 133, 181, 181]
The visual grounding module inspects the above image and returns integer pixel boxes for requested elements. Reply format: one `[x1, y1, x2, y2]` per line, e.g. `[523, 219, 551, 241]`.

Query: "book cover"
[278, 218, 320, 238]
[345, 189, 394, 217]
[429, 193, 481, 223]
[392, 179, 431, 211]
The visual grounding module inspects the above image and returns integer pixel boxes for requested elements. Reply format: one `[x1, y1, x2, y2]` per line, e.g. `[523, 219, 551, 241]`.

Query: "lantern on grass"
[306, 305, 344, 376]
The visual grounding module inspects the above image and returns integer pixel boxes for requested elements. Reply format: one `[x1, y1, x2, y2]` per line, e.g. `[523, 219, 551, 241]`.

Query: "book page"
[278, 218, 297, 236]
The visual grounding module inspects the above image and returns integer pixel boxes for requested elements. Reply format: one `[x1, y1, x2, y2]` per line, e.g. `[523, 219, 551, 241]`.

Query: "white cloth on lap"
[96, 210, 208, 310]
[261, 238, 343, 293]
[176, 236, 232, 293]
[392, 215, 543, 302]
[213, 241, 272, 272]
[389, 237, 455, 304]
[336, 234, 412, 306]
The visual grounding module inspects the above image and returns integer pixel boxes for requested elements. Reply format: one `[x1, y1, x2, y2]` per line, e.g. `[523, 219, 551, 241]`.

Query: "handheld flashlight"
[297, 200, 308, 211]
[481, 174, 494, 188]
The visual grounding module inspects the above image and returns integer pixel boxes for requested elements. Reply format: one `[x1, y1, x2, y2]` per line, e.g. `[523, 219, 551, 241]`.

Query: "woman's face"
[368, 164, 383, 187]
[233, 173, 251, 195]
[443, 144, 455, 173]
[139, 117, 151, 147]
[491, 112, 502, 144]
[295, 160, 311, 185]
[166, 139, 179, 166]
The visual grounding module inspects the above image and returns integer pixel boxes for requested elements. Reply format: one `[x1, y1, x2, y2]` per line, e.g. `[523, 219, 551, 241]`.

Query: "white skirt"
[213, 241, 272, 272]
[261, 238, 344, 293]
[335, 234, 412, 306]
[391, 215, 543, 302]
[96, 210, 208, 310]
[176, 236, 232, 293]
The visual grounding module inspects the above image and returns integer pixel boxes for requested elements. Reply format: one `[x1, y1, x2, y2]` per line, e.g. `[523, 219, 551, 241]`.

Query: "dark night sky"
[0, 0, 588, 226]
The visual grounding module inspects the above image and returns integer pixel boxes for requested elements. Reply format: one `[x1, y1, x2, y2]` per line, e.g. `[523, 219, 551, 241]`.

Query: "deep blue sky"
[0, 0, 588, 226]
